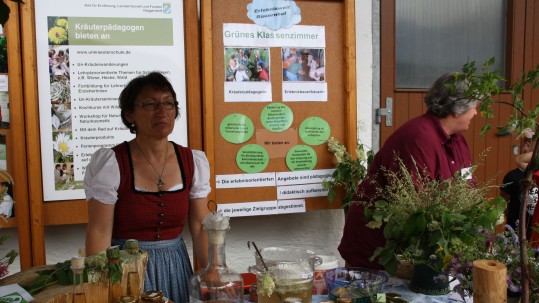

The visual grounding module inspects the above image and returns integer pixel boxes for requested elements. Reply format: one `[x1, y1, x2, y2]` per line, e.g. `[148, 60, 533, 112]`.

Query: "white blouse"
[84, 147, 211, 205]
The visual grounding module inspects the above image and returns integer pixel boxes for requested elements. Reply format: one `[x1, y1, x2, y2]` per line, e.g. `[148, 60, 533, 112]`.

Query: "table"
[310, 276, 520, 303]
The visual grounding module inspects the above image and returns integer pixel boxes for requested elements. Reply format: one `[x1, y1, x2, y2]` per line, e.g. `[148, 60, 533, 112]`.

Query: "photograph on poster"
[0, 134, 5, 170]
[0, 91, 9, 129]
[52, 131, 78, 190]
[225, 47, 270, 82]
[0, 36, 6, 73]
[282, 47, 325, 82]
[49, 46, 70, 79]
[47, 16, 69, 45]
[49, 47, 72, 134]
[0, 180, 14, 219]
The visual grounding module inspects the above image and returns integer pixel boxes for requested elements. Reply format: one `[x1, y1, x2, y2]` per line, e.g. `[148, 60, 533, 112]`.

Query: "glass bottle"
[107, 245, 123, 303]
[189, 212, 243, 302]
[124, 239, 142, 300]
[71, 256, 87, 303]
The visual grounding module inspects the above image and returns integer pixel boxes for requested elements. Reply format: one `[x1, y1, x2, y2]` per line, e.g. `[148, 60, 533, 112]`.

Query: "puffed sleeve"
[190, 150, 211, 199]
[83, 148, 120, 204]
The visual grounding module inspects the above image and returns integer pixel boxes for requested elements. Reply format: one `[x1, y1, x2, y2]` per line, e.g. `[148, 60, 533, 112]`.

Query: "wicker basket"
[395, 259, 413, 280]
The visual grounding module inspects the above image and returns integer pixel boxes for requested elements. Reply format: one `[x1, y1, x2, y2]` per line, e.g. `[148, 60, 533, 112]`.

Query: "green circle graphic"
[260, 103, 293, 132]
[286, 145, 318, 171]
[299, 117, 331, 145]
[236, 144, 269, 173]
[220, 114, 254, 144]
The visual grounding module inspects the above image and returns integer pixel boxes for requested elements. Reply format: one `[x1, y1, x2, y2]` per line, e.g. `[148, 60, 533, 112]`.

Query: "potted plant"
[322, 136, 374, 212]
[363, 158, 506, 295]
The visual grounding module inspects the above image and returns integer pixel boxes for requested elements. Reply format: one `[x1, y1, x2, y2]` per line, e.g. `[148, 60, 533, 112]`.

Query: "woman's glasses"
[136, 101, 178, 111]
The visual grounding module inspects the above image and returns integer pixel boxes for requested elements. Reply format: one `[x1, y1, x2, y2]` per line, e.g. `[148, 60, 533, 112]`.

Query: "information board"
[202, 0, 357, 216]
[34, 0, 188, 201]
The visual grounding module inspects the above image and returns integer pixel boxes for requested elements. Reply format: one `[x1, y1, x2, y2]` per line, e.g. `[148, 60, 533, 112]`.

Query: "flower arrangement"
[444, 225, 539, 301]
[323, 137, 374, 211]
[363, 157, 506, 276]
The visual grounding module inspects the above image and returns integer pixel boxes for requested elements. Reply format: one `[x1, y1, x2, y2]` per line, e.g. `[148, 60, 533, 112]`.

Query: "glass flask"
[189, 212, 244, 302]
[71, 256, 87, 303]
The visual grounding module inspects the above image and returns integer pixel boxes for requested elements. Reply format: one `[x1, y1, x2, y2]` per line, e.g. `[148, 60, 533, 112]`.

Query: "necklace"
[134, 140, 168, 191]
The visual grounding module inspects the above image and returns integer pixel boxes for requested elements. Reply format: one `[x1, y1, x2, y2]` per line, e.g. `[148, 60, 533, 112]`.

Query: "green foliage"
[323, 137, 374, 211]
[364, 158, 506, 276]
[22, 251, 121, 296]
[451, 58, 539, 138]
[453, 57, 539, 302]
[22, 260, 73, 295]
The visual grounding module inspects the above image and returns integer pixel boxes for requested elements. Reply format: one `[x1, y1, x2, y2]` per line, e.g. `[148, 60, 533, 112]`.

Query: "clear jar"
[71, 256, 87, 303]
[189, 213, 243, 302]
[250, 247, 320, 303]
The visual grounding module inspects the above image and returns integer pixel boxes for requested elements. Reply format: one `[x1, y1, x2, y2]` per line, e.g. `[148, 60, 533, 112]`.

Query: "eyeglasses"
[136, 101, 178, 111]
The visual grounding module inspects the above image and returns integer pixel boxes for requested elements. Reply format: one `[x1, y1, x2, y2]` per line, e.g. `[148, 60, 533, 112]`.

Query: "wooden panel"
[185, 0, 204, 151]
[4, 0, 33, 270]
[19, 0, 47, 266]
[379, 0, 396, 144]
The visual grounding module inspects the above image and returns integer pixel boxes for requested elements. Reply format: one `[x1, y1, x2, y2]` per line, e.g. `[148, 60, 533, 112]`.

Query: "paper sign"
[256, 128, 297, 158]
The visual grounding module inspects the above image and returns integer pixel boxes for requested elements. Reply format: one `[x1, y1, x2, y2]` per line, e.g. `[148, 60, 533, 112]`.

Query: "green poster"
[299, 117, 330, 145]
[286, 145, 317, 171]
[260, 103, 293, 132]
[236, 144, 269, 173]
[220, 114, 254, 144]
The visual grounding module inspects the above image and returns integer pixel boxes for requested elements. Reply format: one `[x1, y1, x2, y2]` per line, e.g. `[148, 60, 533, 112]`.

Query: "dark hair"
[119, 72, 179, 133]
[424, 72, 476, 118]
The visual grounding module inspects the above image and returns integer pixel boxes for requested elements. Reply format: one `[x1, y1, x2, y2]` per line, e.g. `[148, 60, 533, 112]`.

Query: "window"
[396, 0, 506, 88]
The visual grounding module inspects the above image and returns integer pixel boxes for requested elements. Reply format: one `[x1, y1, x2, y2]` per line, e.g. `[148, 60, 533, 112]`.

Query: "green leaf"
[403, 212, 426, 236]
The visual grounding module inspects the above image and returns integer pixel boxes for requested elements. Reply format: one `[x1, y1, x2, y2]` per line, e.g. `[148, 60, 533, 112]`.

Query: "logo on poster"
[163, 3, 171, 14]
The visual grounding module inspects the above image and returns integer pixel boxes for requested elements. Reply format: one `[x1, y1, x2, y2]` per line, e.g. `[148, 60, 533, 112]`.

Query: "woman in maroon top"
[338, 73, 477, 269]
[84, 72, 211, 302]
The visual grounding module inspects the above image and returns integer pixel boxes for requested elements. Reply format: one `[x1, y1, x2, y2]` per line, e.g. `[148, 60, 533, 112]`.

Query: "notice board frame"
[201, 0, 357, 211]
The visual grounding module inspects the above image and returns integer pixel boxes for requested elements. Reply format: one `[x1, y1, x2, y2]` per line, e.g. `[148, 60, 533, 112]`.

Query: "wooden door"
[379, 0, 539, 189]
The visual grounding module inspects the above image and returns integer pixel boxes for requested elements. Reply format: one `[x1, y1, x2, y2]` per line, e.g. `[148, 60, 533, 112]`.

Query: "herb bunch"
[323, 137, 374, 211]
[364, 158, 506, 275]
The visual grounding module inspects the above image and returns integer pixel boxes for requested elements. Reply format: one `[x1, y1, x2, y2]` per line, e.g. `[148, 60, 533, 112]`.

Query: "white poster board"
[34, 1, 187, 201]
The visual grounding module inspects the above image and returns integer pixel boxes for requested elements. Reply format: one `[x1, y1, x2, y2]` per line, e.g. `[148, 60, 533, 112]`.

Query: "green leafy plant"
[364, 157, 506, 276]
[323, 136, 374, 211]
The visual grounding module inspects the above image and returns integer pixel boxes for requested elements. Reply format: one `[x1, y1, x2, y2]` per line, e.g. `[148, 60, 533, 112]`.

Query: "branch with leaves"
[453, 58, 539, 303]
